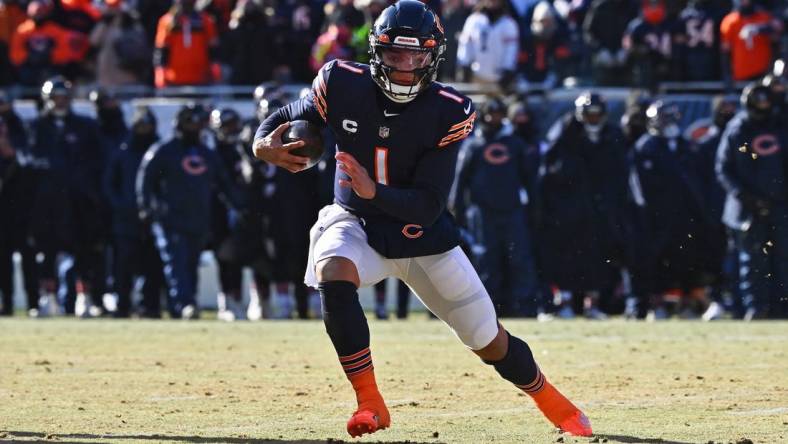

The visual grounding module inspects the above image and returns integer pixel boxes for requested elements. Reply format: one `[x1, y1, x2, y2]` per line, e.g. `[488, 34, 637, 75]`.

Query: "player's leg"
[151, 223, 190, 318]
[309, 213, 392, 437]
[403, 246, 592, 436]
[503, 209, 540, 317]
[396, 280, 410, 319]
[112, 235, 138, 318]
[478, 211, 505, 315]
[140, 235, 164, 318]
[373, 280, 389, 319]
[316, 256, 391, 437]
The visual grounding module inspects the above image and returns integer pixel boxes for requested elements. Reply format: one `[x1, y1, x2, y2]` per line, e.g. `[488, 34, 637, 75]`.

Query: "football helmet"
[369, 0, 446, 103]
[574, 91, 607, 141]
[646, 101, 682, 139]
[741, 82, 773, 122]
[210, 108, 242, 144]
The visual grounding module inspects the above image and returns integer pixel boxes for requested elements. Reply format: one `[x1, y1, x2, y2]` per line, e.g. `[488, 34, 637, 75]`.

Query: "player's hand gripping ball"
[281, 120, 324, 170]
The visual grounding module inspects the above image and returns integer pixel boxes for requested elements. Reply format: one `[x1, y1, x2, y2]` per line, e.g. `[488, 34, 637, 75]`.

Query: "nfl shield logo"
[379, 126, 390, 138]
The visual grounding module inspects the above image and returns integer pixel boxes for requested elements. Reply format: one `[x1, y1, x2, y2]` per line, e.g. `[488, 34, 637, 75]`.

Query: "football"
[282, 120, 324, 170]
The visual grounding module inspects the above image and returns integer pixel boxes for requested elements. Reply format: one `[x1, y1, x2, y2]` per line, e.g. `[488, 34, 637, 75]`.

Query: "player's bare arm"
[336, 151, 376, 199]
[252, 121, 309, 173]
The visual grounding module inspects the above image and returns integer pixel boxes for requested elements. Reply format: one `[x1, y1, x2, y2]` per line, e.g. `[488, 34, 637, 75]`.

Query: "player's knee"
[316, 257, 360, 287]
[472, 324, 507, 361]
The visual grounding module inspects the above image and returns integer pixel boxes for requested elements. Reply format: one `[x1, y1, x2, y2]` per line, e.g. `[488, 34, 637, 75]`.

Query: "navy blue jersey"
[451, 126, 532, 216]
[623, 18, 678, 59]
[677, 5, 724, 80]
[716, 114, 788, 230]
[255, 60, 476, 258]
[136, 137, 243, 238]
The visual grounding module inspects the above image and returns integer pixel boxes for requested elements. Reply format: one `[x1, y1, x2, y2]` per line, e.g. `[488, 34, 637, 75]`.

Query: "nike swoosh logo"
[383, 110, 399, 117]
[464, 103, 472, 114]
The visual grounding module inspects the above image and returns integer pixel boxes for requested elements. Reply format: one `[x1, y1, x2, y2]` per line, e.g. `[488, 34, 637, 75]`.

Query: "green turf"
[0, 317, 786, 444]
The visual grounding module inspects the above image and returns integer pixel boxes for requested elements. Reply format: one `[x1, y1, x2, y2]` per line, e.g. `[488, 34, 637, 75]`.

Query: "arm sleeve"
[370, 140, 463, 227]
[253, 62, 333, 150]
[715, 125, 745, 197]
[154, 15, 171, 49]
[88, 21, 108, 47]
[254, 96, 326, 143]
[719, 15, 733, 50]
[135, 144, 163, 215]
[582, 4, 600, 48]
[9, 29, 28, 66]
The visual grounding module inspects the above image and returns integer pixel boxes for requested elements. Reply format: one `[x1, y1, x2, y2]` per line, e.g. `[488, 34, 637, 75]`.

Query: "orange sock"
[529, 379, 580, 427]
[340, 349, 390, 428]
[349, 369, 383, 407]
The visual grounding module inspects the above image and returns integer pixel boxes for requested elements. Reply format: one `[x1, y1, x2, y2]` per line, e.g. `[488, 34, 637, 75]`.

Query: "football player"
[253, 0, 591, 438]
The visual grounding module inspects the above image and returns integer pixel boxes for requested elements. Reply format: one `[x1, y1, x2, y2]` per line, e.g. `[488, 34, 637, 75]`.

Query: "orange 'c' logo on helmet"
[402, 224, 424, 239]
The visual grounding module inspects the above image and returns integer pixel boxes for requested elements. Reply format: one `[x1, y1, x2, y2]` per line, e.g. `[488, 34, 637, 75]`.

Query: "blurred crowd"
[1, 0, 788, 322]
[0, 0, 786, 92]
[453, 60, 788, 322]
[1, 60, 788, 321]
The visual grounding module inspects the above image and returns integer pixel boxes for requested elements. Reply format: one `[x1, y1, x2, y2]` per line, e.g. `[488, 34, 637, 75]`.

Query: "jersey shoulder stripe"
[311, 62, 332, 121]
[433, 84, 476, 148]
[438, 89, 464, 104]
[336, 60, 365, 74]
[439, 112, 476, 147]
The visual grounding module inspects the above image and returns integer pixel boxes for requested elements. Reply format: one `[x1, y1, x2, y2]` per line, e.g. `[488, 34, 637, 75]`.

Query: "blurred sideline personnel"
[10, 0, 89, 87]
[103, 106, 164, 318]
[28, 76, 104, 317]
[0, 91, 37, 315]
[716, 83, 788, 320]
[622, 0, 680, 89]
[81, 88, 129, 308]
[456, 0, 519, 91]
[537, 91, 629, 319]
[629, 101, 710, 319]
[253, 0, 592, 438]
[153, 0, 221, 88]
[720, 0, 783, 83]
[676, 0, 726, 82]
[620, 91, 652, 149]
[253, 89, 323, 319]
[685, 95, 738, 321]
[450, 96, 540, 317]
[208, 107, 273, 322]
[137, 103, 243, 319]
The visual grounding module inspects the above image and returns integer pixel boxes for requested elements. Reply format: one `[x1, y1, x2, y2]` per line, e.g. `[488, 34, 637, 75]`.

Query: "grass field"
[0, 317, 786, 444]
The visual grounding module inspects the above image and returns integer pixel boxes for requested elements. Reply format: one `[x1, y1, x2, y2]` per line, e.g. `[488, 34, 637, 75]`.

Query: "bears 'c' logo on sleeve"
[182, 155, 207, 175]
[751, 134, 781, 157]
[402, 224, 424, 239]
[483, 143, 510, 165]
